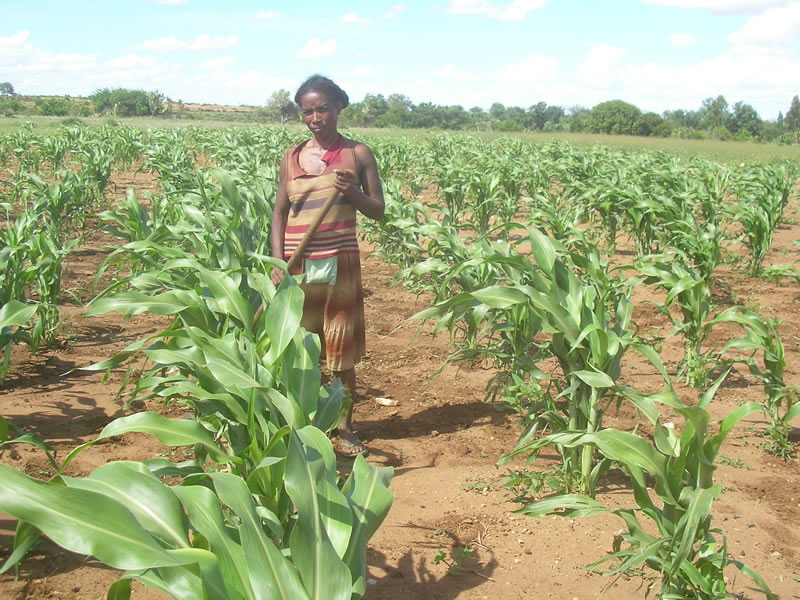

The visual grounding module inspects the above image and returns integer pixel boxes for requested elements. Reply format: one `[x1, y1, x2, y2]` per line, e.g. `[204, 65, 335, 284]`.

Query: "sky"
[2, 0, 800, 120]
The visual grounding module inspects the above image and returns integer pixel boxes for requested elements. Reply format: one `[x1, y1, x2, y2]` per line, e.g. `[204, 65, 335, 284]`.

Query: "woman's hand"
[271, 267, 285, 286]
[333, 168, 358, 197]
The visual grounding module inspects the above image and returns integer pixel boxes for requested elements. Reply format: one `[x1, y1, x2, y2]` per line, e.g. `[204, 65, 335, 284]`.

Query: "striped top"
[284, 136, 360, 261]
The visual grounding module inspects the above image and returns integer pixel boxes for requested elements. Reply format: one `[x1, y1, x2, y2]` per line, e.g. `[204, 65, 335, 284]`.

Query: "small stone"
[771, 551, 783, 560]
[367, 578, 377, 585]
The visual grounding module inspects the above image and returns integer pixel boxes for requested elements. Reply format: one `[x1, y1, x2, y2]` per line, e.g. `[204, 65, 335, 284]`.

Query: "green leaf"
[529, 229, 556, 274]
[265, 285, 304, 365]
[97, 412, 232, 465]
[86, 290, 191, 316]
[171, 485, 252, 600]
[0, 521, 40, 575]
[470, 286, 527, 309]
[285, 432, 352, 600]
[572, 370, 615, 388]
[0, 300, 37, 328]
[0, 464, 184, 570]
[205, 357, 263, 390]
[340, 455, 394, 596]
[196, 267, 253, 331]
[205, 472, 310, 600]
[518, 494, 609, 518]
[63, 461, 190, 550]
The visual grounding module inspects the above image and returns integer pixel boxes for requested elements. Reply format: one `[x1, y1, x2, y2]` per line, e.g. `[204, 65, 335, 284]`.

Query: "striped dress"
[284, 136, 366, 371]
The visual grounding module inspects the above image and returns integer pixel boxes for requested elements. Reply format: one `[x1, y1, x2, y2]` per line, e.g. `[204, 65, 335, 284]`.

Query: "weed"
[434, 546, 475, 576]
[717, 454, 753, 470]
[460, 473, 494, 492]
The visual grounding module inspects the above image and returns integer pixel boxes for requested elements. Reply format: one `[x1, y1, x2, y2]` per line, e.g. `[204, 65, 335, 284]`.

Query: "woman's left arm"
[333, 144, 385, 221]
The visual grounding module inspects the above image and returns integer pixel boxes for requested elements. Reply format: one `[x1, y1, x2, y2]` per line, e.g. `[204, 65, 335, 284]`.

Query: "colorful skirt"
[299, 251, 366, 372]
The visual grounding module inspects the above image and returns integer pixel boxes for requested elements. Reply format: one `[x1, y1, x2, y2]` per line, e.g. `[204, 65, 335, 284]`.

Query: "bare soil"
[1, 169, 799, 600]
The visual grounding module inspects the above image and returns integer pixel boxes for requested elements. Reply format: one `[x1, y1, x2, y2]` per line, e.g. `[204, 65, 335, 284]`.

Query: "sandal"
[334, 435, 368, 457]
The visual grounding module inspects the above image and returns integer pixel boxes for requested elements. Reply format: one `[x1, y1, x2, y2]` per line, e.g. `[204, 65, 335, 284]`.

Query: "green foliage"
[518, 373, 774, 599]
[38, 98, 70, 116]
[589, 100, 642, 135]
[90, 87, 155, 117]
[0, 158, 395, 598]
[434, 546, 475, 576]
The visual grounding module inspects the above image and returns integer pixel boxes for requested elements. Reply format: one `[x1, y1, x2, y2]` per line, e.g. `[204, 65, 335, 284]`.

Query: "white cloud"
[590, 44, 800, 117]
[494, 54, 557, 82]
[445, 0, 548, 21]
[577, 44, 626, 88]
[341, 12, 373, 24]
[253, 11, 280, 20]
[136, 36, 183, 51]
[296, 38, 337, 58]
[0, 30, 30, 48]
[191, 34, 239, 50]
[640, 0, 792, 14]
[105, 53, 167, 71]
[352, 65, 379, 76]
[136, 34, 239, 52]
[202, 57, 236, 70]
[1, 30, 97, 75]
[436, 64, 475, 81]
[153, 0, 188, 4]
[728, 3, 800, 47]
[482, 55, 559, 107]
[385, 4, 406, 18]
[670, 32, 696, 46]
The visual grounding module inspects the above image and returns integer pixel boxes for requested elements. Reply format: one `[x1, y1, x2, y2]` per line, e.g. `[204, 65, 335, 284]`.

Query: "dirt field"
[1, 167, 799, 600]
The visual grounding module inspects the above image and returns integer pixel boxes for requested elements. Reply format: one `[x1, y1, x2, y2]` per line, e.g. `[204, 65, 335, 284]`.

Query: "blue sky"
[2, 0, 799, 119]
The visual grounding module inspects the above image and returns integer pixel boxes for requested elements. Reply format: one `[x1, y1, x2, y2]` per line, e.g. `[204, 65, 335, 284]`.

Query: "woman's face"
[299, 90, 340, 137]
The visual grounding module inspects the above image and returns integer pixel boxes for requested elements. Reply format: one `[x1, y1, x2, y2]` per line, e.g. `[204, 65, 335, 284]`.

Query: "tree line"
[3, 81, 799, 143]
[265, 88, 800, 143]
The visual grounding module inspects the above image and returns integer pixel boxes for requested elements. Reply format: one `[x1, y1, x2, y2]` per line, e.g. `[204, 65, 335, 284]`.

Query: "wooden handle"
[253, 185, 342, 328]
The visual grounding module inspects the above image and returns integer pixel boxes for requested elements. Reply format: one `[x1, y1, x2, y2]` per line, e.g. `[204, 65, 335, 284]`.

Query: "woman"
[271, 75, 385, 456]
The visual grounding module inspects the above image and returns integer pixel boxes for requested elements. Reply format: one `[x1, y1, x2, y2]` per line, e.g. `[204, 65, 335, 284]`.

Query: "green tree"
[436, 105, 469, 130]
[566, 105, 591, 132]
[729, 101, 760, 137]
[264, 89, 297, 123]
[635, 111, 665, 136]
[589, 99, 642, 135]
[505, 105, 528, 129]
[701, 95, 729, 130]
[785, 95, 800, 132]
[528, 102, 549, 130]
[361, 93, 389, 127]
[146, 90, 167, 117]
[468, 106, 490, 130]
[382, 93, 412, 127]
[90, 88, 151, 117]
[407, 102, 438, 128]
[489, 102, 506, 121]
[39, 98, 70, 116]
[0, 82, 15, 96]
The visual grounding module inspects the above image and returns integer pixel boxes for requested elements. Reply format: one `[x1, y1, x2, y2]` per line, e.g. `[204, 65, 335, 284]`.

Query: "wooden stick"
[252, 186, 342, 328]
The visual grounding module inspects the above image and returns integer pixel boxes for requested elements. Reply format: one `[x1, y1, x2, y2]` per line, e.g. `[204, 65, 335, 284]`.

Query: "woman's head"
[295, 75, 348, 138]
[294, 75, 349, 110]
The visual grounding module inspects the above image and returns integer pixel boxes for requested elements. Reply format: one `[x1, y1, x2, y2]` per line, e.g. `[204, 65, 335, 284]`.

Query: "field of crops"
[0, 123, 799, 599]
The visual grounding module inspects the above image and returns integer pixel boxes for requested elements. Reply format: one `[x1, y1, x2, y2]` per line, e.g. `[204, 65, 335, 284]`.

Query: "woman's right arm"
[271, 151, 290, 285]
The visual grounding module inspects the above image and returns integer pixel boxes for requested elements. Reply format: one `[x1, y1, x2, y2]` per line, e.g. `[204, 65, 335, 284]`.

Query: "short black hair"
[294, 75, 349, 109]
